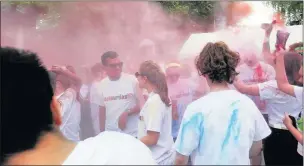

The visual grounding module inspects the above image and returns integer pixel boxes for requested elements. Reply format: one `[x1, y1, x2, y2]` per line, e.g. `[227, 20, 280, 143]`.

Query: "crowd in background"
[1, 23, 303, 165]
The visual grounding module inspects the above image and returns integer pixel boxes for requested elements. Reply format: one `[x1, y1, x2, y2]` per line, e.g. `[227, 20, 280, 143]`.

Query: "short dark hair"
[1, 47, 54, 164]
[101, 51, 119, 66]
[195, 42, 240, 84]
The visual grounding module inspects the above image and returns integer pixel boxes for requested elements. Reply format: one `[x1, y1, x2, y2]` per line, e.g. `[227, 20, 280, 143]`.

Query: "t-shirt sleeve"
[258, 81, 277, 100]
[252, 101, 271, 141]
[145, 97, 163, 132]
[174, 106, 203, 156]
[58, 88, 76, 117]
[293, 86, 303, 104]
[90, 83, 105, 107]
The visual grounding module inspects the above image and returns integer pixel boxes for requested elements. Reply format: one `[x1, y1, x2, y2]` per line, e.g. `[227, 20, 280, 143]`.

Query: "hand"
[51, 65, 66, 73]
[283, 112, 293, 128]
[265, 23, 273, 36]
[118, 111, 128, 130]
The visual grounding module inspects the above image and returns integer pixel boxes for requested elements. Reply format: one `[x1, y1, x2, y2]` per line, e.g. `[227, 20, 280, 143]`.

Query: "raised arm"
[275, 50, 296, 97]
[51, 65, 82, 86]
[262, 22, 274, 66]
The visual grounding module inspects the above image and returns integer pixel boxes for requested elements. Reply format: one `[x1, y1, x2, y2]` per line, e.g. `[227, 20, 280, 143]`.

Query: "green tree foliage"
[1, 1, 61, 29]
[265, 1, 303, 25]
[158, 1, 216, 22]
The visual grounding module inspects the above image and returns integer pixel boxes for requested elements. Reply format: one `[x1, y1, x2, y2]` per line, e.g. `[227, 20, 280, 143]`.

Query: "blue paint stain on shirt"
[177, 112, 204, 154]
[221, 100, 241, 151]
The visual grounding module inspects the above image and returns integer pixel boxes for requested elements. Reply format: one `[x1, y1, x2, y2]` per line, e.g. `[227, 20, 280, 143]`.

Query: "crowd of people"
[1, 24, 303, 165]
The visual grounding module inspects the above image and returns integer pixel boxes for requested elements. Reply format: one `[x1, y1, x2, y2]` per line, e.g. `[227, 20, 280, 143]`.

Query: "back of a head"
[139, 61, 171, 107]
[101, 51, 119, 66]
[283, 51, 303, 86]
[1, 47, 54, 164]
[195, 41, 240, 84]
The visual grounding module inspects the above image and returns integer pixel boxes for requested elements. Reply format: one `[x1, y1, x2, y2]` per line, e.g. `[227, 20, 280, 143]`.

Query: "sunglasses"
[166, 74, 180, 79]
[107, 62, 123, 68]
[135, 72, 141, 77]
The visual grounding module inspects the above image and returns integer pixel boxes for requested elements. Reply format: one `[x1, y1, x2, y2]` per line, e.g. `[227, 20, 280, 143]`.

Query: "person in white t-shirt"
[91, 51, 144, 137]
[274, 49, 303, 157]
[233, 51, 303, 165]
[164, 62, 195, 141]
[237, 43, 276, 119]
[135, 60, 175, 165]
[51, 67, 81, 142]
[1, 48, 156, 165]
[174, 42, 271, 165]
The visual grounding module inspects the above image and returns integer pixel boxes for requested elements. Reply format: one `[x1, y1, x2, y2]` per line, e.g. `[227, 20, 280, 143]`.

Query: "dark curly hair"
[195, 41, 240, 84]
[139, 61, 171, 107]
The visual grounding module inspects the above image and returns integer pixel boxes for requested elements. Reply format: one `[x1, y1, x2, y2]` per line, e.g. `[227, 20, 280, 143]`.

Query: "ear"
[50, 96, 62, 126]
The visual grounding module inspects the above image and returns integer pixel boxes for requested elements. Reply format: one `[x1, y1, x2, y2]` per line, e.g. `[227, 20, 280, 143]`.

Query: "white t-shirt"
[168, 78, 195, 138]
[90, 81, 102, 136]
[258, 80, 302, 126]
[237, 62, 275, 114]
[59, 88, 81, 142]
[293, 86, 303, 156]
[174, 90, 271, 165]
[63, 131, 156, 165]
[91, 73, 140, 136]
[138, 92, 174, 163]
[294, 86, 303, 104]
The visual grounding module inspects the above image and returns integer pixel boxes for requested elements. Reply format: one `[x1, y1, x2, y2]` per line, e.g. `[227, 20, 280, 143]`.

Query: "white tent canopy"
[178, 25, 303, 60]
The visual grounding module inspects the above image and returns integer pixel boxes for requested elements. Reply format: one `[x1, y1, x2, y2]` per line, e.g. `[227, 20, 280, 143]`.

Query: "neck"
[208, 82, 230, 92]
[6, 130, 76, 165]
[145, 84, 156, 94]
[108, 74, 121, 81]
[55, 89, 64, 96]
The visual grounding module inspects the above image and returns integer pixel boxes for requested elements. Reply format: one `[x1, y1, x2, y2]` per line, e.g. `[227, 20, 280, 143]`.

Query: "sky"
[238, 1, 275, 27]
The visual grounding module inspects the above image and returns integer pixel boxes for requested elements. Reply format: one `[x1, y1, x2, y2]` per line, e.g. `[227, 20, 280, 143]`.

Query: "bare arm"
[275, 51, 296, 97]
[174, 152, 189, 165]
[249, 140, 263, 158]
[99, 106, 106, 132]
[287, 124, 303, 145]
[140, 131, 160, 146]
[233, 77, 260, 96]
[262, 22, 274, 66]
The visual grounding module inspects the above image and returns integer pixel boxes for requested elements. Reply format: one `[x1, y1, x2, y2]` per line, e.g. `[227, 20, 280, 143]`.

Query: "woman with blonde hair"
[135, 60, 174, 165]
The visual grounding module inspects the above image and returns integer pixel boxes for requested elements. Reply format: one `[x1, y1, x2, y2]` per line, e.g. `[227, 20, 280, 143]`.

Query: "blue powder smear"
[221, 100, 241, 151]
[177, 112, 204, 153]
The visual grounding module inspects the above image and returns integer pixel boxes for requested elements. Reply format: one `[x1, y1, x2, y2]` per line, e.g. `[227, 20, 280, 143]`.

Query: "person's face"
[135, 72, 148, 89]
[104, 57, 123, 79]
[166, 67, 180, 84]
[244, 53, 259, 68]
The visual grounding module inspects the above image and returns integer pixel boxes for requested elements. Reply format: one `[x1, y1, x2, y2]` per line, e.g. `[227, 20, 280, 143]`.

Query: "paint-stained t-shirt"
[174, 90, 271, 165]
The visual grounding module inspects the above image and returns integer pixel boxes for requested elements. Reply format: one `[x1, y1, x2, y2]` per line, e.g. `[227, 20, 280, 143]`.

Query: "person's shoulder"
[187, 94, 210, 110]
[94, 131, 156, 164]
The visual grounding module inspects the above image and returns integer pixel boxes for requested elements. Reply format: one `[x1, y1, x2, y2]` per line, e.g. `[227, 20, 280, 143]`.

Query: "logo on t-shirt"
[104, 93, 134, 102]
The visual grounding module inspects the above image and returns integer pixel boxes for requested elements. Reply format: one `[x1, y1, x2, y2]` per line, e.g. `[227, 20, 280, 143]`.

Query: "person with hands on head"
[233, 49, 303, 165]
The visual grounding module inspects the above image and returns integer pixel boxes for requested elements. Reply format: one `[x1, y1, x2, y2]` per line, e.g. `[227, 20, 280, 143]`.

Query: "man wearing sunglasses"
[91, 51, 144, 137]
